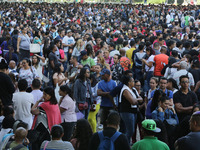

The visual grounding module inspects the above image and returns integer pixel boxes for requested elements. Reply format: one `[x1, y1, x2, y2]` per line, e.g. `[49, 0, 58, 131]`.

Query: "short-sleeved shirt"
[19, 34, 30, 50]
[48, 52, 59, 69]
[60, 94, 77, 122]
[154, 54, 169, 76]
[62, 36, 75, 52]
[40, 140, 74, 150]
[131, 136, 170, 150]
[4, 141, 28, 150]
[126, 48, 135, 67]
[53, 73, 66, 86]
[81, 57, 96, 67]
[151, 89, 173, 100]
[98, 79, 116, 107]
[173, 90, 198, 121]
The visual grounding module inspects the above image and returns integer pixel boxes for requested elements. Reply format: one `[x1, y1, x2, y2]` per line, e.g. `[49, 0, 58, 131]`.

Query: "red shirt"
[93, 45, 101, 53]
[154, 54, 169, 76]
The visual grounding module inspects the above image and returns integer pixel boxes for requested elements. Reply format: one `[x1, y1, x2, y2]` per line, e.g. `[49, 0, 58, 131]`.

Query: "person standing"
[97, 69, 116, 128]
[0, 59, 15, 107]
[131, 119, 169, 150]
[13, 79, 34, 130]
[111, 54, 123, 84]
[17, 27, 31, 61]
[175, 111, 200, 150]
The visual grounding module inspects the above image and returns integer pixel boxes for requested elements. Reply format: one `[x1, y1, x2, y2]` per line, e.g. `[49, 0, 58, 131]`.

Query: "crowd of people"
[0, 1, 200, 150]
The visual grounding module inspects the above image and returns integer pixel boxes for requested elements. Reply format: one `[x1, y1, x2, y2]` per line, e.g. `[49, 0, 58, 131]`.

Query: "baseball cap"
[142, 119, 161, 133]
[67, 29, 72, 33]
[80, 50, 87, 56]
[100, 69, 111, 76]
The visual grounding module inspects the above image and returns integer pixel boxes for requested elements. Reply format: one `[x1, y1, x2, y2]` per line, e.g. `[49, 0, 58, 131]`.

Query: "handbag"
[165, 118, 177, 126]
[137, 105, 144, 122]
[78, 102, 88, 111]
[30, 44, 40, 53]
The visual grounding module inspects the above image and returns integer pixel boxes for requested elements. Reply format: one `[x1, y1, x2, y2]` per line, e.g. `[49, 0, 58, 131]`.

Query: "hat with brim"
[80, 50, 87, 57]
[142, 119, 161, 133]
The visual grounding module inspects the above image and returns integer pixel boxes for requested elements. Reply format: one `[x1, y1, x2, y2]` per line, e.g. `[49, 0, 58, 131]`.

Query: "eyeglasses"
[181, 81, 189, 84]
[135, 85, 141, 87]
[22, 62, 26, 64]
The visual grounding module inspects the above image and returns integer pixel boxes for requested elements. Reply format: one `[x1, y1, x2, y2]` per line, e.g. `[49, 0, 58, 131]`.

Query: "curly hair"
[72, 119, 93, 150]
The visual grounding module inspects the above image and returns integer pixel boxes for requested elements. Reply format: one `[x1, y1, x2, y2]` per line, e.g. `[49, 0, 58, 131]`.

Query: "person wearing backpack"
[4, 127, 29, 150]
[88, 112, 130, 150]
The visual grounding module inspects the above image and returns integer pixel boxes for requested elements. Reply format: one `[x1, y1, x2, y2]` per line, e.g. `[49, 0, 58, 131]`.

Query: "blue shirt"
[151, 89, 173, 99]
[98, 79, 116, 107]
[152, 108, 179, 124]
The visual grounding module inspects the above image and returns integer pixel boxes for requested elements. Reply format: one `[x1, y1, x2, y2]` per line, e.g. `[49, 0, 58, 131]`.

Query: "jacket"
[73, 79, 93, 104]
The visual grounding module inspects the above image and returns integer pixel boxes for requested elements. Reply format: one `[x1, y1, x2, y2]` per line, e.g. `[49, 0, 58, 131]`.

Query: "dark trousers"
[100, 107, 115, 127]
[61, 122, 76, 141]
[19, 49, 30, 62]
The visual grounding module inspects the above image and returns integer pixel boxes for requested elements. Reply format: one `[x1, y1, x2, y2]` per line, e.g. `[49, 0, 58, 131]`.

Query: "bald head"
[15, 127, 27, 142]
[9, 60, 16, 69]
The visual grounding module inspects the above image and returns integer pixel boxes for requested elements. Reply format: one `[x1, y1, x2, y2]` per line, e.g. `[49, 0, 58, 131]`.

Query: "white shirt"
[62, 36, 75, 52]
[13, 92, 34, 129]
[173, 69, 195, 87]
[31, 89, 43, 104]
[166, 14, 171, 24]
[145, 55, 155, 72]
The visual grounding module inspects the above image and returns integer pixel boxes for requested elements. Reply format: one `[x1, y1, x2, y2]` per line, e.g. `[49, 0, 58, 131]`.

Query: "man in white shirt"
[166, 12, 171, 24]
[13, 79, 34, 130]
[173, 61, 195, 90]
[31, 79, 43, 104]
[62, 29, 75, 70]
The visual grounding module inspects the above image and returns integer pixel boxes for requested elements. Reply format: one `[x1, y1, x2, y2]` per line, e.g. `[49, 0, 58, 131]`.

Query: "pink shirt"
[60, 95, 77, 122]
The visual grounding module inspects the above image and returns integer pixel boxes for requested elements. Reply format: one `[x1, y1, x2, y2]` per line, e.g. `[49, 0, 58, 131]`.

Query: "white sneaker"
[98, 124, 103, 130]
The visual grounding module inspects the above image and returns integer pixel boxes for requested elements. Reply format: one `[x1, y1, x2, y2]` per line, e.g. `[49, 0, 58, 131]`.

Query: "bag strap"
[5, 141, 12, 149]
[43, 141, 49, 150]
[98, 131, 104, 142]
[12, 144, 25, 150]
[110, 131, 121, 142]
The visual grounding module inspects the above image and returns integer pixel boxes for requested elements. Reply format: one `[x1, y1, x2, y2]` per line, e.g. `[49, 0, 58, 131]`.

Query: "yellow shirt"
[126, 47, 135, 67]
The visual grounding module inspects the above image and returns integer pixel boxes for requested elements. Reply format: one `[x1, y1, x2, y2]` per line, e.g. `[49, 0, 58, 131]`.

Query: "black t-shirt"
[0, 72, 15, 106]
[173, 90, 198, 121]
[88, 127, 130, 150]
[48, 52, 59, 69]
[189, 68, 200, 85]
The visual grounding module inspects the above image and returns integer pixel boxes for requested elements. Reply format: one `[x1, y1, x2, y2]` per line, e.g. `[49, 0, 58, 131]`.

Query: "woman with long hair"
[72, 38, 85, 61]
[53, 63, 67, 87]
[97, 56, 110, 70]
[59, 85, 77, 141]
[167, 78, 179, 94]
[70, 119, 93, 150]
[146, 89, 164, 119]
[31, 54, 46, 80]
[18, 57, 39, 92]
[31, 86, 61, 131]
[119, 75, 143, 144]
[73, 67, 93, 119]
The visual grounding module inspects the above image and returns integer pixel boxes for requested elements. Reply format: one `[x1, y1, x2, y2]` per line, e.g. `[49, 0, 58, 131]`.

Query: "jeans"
[143, 71, 154, 92]
[120, 112, 137, 145]
[63, 52, 68, 72]
[80, 98, 91, 120]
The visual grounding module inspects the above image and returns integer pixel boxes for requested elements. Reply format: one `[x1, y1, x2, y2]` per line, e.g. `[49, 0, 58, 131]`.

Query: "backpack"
[0, 133, 14, 150]
[97, 131, 121, 150]
[5, 141, 25, 150]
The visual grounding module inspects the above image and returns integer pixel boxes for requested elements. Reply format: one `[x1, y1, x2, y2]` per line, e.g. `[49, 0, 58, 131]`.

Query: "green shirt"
[131, 136, 169, 150]
[3, 141, 28, 150]
[81, 57, 95, 67]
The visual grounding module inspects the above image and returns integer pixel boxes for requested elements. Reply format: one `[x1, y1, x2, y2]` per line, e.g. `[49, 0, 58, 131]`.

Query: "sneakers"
[98, 124, 103, 130]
